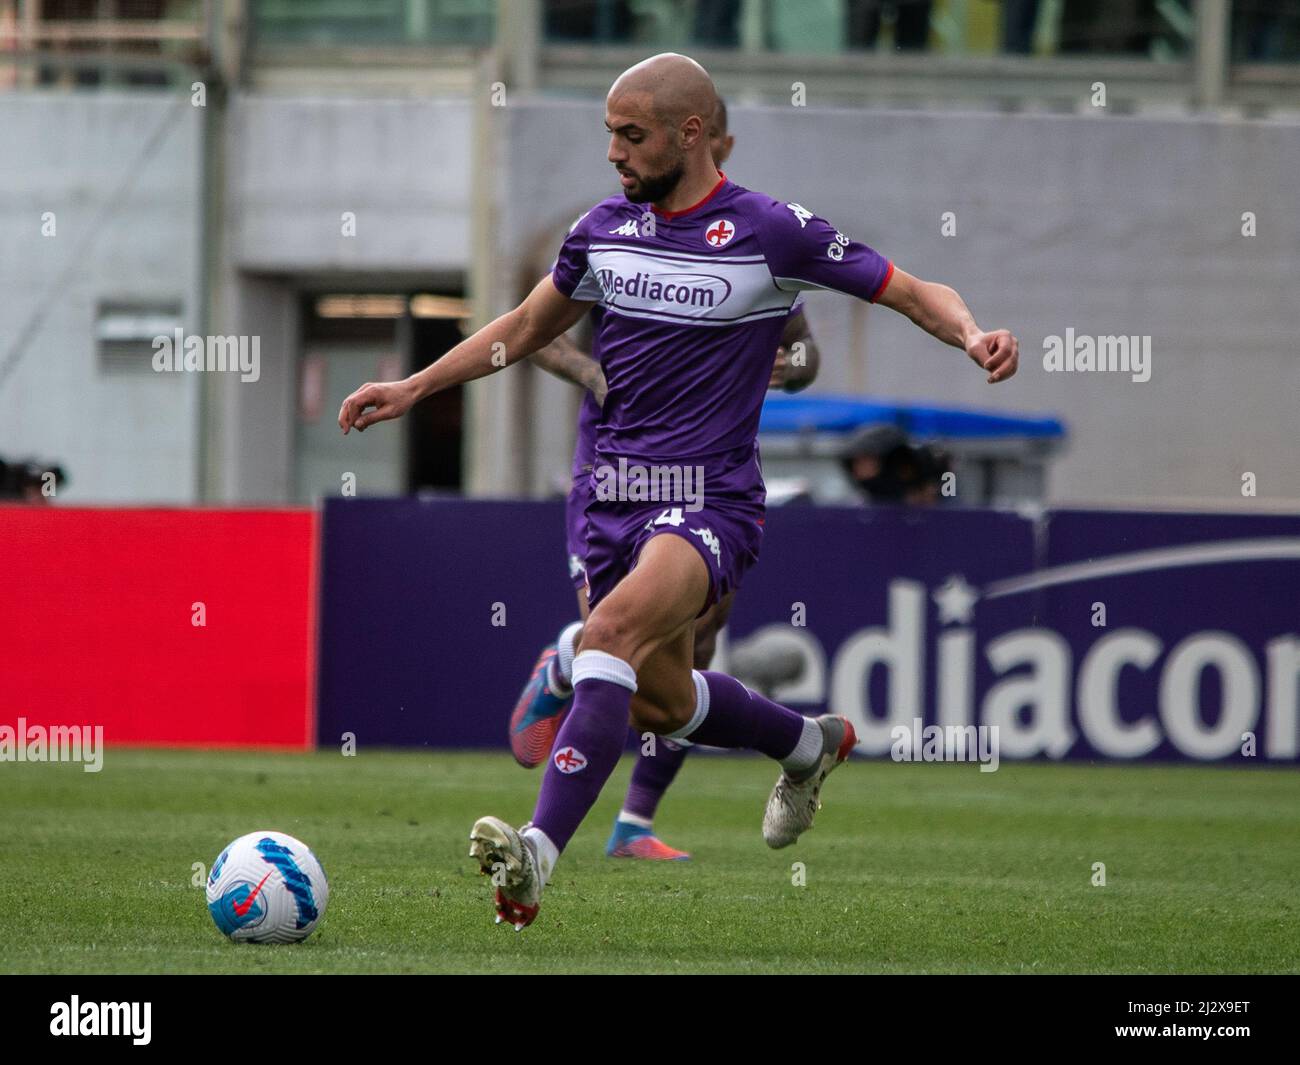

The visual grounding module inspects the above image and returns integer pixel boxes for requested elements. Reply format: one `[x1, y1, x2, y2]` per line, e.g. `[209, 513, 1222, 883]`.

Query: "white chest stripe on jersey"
[602, 303, 794, 328]
[580, 246, 796, 327]
[586, 243, 766, 264]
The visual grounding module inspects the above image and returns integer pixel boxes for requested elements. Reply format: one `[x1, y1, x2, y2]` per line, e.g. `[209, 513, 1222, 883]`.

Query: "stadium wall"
[3, 499, 1296, 764]
[3, 93, 1294, 511]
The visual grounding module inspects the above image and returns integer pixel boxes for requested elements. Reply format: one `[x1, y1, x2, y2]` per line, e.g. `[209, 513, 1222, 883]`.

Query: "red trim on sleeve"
[869, 260, 895, 303]
[652, 171, 727, 219]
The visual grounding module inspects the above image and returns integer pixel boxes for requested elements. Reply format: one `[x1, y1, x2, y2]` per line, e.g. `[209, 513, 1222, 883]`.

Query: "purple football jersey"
[569, 296, 805, 479]
[552, 173, 892, 500]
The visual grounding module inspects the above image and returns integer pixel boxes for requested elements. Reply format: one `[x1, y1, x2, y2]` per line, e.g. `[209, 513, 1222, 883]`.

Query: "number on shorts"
[653, 507, 685, 527]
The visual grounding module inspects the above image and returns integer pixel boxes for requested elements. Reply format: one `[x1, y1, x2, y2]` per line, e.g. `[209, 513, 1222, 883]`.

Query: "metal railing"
[2, 0, 1298, 113]
[0, 0, 209, 87]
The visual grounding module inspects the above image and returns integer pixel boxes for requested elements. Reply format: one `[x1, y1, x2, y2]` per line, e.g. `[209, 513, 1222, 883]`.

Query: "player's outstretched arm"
[338, 276, 594, 433]
[874, 267, 1018, 384]
[530, 332, 608, 407]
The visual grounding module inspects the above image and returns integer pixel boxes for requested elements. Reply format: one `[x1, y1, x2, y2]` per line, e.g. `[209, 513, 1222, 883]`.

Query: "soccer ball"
[206, 831, 329, 944]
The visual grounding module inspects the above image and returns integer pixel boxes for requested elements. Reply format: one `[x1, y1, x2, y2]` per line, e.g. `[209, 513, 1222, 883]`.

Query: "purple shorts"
[582, 496, 765, 615]
[564, 473, 593, 590]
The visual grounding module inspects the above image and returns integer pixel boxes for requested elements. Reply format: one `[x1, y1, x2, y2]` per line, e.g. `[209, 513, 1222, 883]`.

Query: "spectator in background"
[1232, 1, 1300, 62]
[693, 0, 741, 47]
[840, 425, 951, 506]
[0, 456, 66, 503]
[1058, 0, 1157, 55]
[1002, 0, 1040, 54]
[846, 0, 933, 52]
[544, 0, 634, 43]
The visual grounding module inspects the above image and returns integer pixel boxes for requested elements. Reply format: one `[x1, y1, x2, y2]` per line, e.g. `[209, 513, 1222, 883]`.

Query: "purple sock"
[531, 652, 635, 853]
[678, 671, 805, 760]
[622, 739, 689, 823]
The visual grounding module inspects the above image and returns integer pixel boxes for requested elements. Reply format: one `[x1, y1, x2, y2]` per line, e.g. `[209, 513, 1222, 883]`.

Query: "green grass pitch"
[1, 748, 1297, 974]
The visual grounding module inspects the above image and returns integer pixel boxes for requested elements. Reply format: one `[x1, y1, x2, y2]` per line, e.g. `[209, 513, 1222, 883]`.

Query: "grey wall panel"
[0, 93, 203, 503]
[227, 95, 472, 273]
[498, 99, 1300, 508]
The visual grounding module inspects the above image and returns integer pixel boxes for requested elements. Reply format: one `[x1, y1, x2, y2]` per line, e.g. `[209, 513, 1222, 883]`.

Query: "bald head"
[608, 52, 718, 130]
[604, 53, 722, 207]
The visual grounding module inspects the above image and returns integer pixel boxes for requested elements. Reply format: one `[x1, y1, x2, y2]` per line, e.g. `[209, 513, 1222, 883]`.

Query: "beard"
[622, 158, 685, 205]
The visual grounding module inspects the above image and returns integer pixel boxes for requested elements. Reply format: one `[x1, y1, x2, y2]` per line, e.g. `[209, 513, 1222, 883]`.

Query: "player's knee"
[628, 694, 663, 732]
[577, 609, 639, 662]
[629, 693, 688, 735]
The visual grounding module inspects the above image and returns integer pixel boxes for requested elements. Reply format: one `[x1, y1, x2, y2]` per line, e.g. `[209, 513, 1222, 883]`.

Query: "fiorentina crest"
[553, 746, 588, 774]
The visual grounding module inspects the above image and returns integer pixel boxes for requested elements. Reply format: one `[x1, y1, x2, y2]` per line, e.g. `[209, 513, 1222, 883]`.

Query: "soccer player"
[510, 97, 822, 863]
[338, 53, 1018, 929]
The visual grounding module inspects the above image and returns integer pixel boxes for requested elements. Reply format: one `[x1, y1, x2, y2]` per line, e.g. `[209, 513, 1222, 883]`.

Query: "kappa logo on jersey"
[609, 219, 640, 237]
[553, 746, 588, 773]
[786, 202, 814, 228]
[704, 218, 736, 247]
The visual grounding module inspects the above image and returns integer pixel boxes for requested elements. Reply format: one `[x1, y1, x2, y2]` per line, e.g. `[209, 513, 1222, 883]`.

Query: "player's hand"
[338, 379, 415, 434]
[966, 329, 1019, 384]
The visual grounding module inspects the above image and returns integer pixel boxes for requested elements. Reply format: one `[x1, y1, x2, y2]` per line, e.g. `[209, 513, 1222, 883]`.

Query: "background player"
[510, 97, 822, 863]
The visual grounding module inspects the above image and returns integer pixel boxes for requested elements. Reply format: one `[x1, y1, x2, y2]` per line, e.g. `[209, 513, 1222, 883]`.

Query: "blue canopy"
[759, 393, 1066, 440]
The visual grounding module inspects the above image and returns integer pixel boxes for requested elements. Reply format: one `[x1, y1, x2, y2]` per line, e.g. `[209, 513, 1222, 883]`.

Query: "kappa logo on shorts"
[554, 746, 588, 774]
[568, 553, 585, 580]
[690, 526, 722, 565]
